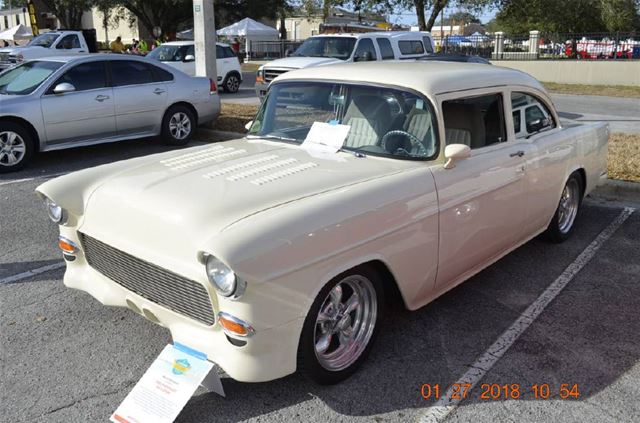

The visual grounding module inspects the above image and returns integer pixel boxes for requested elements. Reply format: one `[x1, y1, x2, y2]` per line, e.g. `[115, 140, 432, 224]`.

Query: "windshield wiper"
[247, 134, 298, 142]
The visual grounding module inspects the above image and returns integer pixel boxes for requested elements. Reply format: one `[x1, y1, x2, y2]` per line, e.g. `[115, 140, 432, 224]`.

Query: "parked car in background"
[419, 53, 491, 64]
[37, 61, 608, 388]
[254, 31, 435, 99]
[0, 30, 93, 71]
[146, 41, 243, 93]
[0, 54, 220, 172]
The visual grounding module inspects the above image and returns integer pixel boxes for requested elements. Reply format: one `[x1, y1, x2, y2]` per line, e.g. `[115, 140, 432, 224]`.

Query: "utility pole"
[193, 0, 217, 80]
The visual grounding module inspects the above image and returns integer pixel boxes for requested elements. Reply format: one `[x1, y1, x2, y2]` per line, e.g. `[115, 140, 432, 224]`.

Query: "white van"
[254, 31, 435, 99]
[146, 41, 243, 93]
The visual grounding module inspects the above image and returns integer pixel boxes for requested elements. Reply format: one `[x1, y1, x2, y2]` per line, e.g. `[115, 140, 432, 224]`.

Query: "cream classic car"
[36, 61, 608, 387]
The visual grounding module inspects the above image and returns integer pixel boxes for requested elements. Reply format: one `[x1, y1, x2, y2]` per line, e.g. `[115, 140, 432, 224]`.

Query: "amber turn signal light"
[255, 75, 264, 83]
[58, 236, 79, 255]
[218, 312, 255, 338]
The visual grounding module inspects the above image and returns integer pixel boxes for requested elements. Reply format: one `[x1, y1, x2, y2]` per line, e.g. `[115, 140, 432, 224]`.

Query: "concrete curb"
[197, 128, 245, 141]
[590, 178, 640, 203]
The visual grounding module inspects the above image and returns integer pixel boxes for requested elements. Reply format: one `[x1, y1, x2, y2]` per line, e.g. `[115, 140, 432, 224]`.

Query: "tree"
[39, 0, 95, 28]
[600, 0, 639, 31]
[445, 10, 480, 25]
[398, 0, 494, 31]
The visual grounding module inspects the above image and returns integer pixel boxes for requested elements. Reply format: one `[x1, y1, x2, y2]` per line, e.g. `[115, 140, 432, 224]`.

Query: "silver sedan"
[0, 54, 220, 172]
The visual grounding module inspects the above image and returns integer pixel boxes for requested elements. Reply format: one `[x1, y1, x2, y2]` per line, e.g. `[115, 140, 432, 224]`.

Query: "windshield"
[0, 61, 62, 95]
[292, 37, 356, 60]
[248, 82, 438, 160]
[147, 44, 190, 62]
[27, 33, 60, 48]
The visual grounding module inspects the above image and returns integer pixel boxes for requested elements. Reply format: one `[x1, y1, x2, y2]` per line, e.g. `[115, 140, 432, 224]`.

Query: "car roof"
[161, 41, 230, 47]
[312, 31, 432, 40]
[274, 60, 545, 96]
[31, 54, 150, 63]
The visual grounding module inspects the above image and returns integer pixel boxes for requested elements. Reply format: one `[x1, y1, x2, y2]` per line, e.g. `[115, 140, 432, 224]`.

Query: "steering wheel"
[380, 130, 428, 157]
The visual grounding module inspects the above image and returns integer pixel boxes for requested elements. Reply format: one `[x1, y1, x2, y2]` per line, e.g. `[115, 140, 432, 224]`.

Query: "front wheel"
[0, 122, 35, 173]
[297, 265, 383, 385]
[161, 105, 195, 146]
[544, 172, 583, 243]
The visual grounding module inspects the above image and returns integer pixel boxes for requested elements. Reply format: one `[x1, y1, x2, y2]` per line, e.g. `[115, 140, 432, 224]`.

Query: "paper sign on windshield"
[110, 344, 214, 423]
[301, 121, 351, 153]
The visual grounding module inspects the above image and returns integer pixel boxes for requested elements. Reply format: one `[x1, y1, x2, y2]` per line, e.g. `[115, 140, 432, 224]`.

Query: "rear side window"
[111, 61, 155, 86]
[376, 38, 395, 59]
[224, 47, 236, 58]
[398, 40, 425, 55]
[442, 93, 506, 149]
[150, 64, 174, 82]
[52, 61, 107, 92]
[422, 36, 434, 53]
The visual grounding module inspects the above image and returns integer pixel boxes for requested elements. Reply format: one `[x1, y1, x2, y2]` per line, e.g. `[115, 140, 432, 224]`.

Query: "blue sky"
[389, 5, 498, 26]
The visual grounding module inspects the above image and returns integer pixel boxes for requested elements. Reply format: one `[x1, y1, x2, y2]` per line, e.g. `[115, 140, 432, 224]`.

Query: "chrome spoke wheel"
[558, 178, 580, 234]
[169, 112, 192, 140]
[313, 275, 377, 372]
[0, 131, 26, 167]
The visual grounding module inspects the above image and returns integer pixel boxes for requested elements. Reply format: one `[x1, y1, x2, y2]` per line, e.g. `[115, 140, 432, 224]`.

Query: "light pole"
[193, 0, 217, 82]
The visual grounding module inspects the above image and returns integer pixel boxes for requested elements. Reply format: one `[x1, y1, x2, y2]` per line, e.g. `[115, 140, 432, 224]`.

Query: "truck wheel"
[161, 105, 195, 146]
[544, 172, 583, 243]
[223, 73, 240, 93]
[0, 122, 35, 173]
[297, 265, 384, 385]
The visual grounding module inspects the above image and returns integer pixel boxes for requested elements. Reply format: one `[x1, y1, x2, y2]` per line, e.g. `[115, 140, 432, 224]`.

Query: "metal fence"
[246, 40, 305, 60]
[437, 31, 640, 61]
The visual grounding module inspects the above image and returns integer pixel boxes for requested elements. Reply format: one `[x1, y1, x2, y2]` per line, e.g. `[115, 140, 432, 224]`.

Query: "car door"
[110, 60, 169, 136]
[215, 44, 230, 83]
[175, 44, 195, 76]
[54, 34, 86, 54]
[431, 90, 531, 289]
[352, 38, 378, 62]
[40, 60, 116, 144]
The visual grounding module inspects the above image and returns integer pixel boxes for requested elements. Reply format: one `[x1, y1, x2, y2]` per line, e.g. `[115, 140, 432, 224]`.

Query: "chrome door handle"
[153, 88, 166, 94]
[95, 95, 110, 102]
[510, 150, 525, 157]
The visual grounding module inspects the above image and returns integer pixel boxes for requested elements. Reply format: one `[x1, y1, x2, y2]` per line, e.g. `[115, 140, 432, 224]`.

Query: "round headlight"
[205, 255, 236, 297]
[45, 198, 64, 223]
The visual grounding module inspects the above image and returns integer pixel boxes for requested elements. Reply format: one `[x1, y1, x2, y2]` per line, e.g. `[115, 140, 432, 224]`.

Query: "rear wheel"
[161, 105, 195, 146]
[297, 265, 383, 385]
[0, 122, 35, 173]
[544, 172, 583, 243]
[223, 73, 241, 93]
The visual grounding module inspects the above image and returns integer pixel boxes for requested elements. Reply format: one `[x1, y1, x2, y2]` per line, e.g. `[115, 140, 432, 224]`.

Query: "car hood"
[0, 46, 41, 55]
[79, 138, 414, 256]
[263, 56, 344, 69]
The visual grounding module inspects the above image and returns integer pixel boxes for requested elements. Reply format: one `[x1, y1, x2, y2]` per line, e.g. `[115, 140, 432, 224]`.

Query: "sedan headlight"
[205, 255, 237, 297]
[44, 198, 66, 224]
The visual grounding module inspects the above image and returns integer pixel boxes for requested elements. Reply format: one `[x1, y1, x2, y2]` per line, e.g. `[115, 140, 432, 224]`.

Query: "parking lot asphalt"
[1, 136, 639, 423]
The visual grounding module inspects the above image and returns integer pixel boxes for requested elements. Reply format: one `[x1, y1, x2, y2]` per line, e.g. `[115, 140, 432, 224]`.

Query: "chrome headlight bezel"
[205, 255, 241, 298]
[44, 198, 67, 224]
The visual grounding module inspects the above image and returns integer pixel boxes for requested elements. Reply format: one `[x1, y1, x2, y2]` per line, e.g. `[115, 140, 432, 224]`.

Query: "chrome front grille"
[264, 67, 291, 83]
[80, 233, 215, 326]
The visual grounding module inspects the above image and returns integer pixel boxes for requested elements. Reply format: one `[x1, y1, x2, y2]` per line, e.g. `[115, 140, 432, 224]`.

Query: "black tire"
[297, 265, 384, 385]
[0, 122, 36, 173]
[161, 105, 196, 146]
[223, 73, 241, 93]
[544, 172, 583, 243]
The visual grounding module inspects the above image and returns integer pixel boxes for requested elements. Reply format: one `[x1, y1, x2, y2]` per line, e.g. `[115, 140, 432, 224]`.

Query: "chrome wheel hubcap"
[558, 179, 580, 234]
[314, 275, 377, 372]
[169, 112, 191, 140]
[0, 131, 26, 167]
[227, 76, 239, 92]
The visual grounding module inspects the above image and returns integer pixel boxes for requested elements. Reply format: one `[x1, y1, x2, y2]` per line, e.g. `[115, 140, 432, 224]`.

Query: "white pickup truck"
[0, 30, 90, 70]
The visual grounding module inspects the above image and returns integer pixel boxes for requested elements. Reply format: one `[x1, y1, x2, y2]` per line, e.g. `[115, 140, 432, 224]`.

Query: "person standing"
[110, 36, 125, 53]
[138, 39, 149, 55]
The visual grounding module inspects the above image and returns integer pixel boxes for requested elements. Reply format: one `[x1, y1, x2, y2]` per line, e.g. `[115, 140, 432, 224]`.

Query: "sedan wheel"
[224, 74, 240, 93]
[169, 112, 192, 140]
[298, 266, 383, 384]
[161, 105, 195, 146]
[0, 123, 35, 173]
[544, 172, 583, 243]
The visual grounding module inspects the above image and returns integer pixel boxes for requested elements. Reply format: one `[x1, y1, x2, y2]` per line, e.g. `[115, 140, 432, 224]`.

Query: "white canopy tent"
[0, 24, 34, 41]
[218, 18, 278, 61]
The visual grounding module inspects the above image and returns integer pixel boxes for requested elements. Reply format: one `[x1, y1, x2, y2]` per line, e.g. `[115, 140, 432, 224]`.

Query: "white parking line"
[0, 172, 68, 187]
[0, 262, 65, 284]
[419, 206, 635, 423]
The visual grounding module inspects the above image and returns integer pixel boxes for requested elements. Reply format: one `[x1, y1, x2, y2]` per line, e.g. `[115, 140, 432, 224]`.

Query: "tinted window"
[224, 46, 236, 58]
[111, 61, 155, 86]
[353, 38, 377, 61]
[442, 93, 505, 149]
[376, 38, 395, 59]
[53, 61, 106, 92]
[398, 40, 425, 55]
[150, 64, 174, 82]
[422, 36, 434, 53]
[57, 34, 80, 50]
[216, 45, 224, 58]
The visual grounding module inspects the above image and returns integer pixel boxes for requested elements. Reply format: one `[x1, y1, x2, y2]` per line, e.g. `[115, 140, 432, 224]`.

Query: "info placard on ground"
[110, 344, 214, 423]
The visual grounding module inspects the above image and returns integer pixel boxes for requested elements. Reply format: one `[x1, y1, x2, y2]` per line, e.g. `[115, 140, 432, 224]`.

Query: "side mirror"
[184, 54, 195, 62]
[526, 118, 550, 133]
[53, 82, 76, 95]
[244, 120, 253, 131]
[443, 143, 471, 169]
